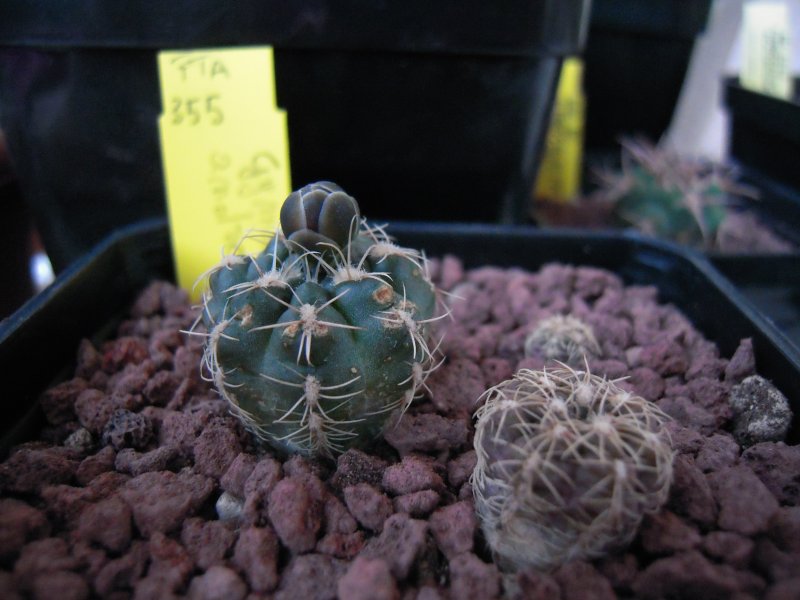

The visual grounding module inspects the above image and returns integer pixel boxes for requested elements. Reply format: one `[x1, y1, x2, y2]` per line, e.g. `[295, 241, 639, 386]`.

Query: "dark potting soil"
[1, 258, 799, 600]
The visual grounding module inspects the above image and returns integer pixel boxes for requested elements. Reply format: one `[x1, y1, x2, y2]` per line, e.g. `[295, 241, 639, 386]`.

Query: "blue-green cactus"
[198, 182, 442, 457]
[602, 139, 730, 248]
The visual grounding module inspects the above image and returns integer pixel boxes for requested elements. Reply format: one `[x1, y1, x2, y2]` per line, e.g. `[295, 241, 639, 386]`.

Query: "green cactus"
[472, 366, 673, 571]
[598, 138, 730, 247]
[198, 182, 442, 457]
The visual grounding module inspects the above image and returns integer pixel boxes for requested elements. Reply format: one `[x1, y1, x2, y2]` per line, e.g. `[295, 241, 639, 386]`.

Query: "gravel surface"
[0, 257, 797, 599]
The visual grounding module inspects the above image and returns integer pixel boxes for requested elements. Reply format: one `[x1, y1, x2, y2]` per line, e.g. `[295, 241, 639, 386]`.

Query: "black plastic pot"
[2, 219, 799, 455]
[583, 0, 712, 155]
[725, 78, 800, 192]
[0, 178, 34, 320]
[0, 1, 590, 272]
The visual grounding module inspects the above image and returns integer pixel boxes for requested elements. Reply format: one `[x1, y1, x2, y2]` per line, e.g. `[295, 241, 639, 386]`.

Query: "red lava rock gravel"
[0, 262, 797, 598]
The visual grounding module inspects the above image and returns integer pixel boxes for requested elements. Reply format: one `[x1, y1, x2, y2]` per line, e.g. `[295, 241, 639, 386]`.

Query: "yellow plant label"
[158, 47, 291, 299]
[534, 57, 585, 204]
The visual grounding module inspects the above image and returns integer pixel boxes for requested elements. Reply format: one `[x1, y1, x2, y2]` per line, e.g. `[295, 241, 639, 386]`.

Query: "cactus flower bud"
[280, 181, 360, 252]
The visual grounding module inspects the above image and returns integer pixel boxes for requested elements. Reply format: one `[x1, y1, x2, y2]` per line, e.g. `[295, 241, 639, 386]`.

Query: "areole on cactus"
[196, 182, 444, 457]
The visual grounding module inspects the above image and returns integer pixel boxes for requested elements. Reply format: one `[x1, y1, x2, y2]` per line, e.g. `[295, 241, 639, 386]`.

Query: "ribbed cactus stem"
[196, 182, 444, 457]
[524, 314, 601, 365]
[472, 365, 674, 572]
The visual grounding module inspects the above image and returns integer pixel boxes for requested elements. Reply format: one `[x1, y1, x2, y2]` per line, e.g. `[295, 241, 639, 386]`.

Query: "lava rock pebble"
[101, 409, 154, 451]
[729, 375, 793, 447]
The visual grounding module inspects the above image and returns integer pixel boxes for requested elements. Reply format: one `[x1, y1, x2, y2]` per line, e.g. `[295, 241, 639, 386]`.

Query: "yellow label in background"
[534, 57, 585, 204]
[158, 47, 291, 300]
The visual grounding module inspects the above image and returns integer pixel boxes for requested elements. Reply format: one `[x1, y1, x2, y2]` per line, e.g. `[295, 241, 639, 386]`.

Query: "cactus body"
[524, 314, 601, 366]
[199, 182, 440, 457]
[599, 139, 730, 247]
[472, 366, 673, 571]
[614, 163, 726, 246]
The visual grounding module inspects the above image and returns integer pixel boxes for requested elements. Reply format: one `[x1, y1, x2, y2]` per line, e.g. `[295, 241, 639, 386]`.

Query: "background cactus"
[533, 137, 793, 253]
[472, 366, 673, 572]
[198, 182, 442, 457]
[594, 138, 734, 248]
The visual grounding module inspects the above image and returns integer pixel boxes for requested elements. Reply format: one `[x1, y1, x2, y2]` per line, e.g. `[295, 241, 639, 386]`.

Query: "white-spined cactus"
[472, 366, 673, 571]
[197, 182, 443, 457]
[524, 314, 602, 366]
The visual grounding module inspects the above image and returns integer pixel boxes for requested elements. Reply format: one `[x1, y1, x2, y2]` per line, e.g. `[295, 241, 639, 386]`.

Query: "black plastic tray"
[711, 254, 800, 354]
[2, 219, 799, 454]
[731, 167, 800, 252]
[706, 87, 800, 351]
[725, 78, 800, 192]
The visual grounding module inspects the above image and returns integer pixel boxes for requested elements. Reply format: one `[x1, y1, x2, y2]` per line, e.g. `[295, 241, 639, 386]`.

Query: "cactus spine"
[198, 182, 442, 457]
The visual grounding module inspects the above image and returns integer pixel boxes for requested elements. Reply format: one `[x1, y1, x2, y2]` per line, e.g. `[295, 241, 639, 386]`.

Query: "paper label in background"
[158, 47, 291, 299]
[741, 1, 793, 99]
[534, 57, 585, 204]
